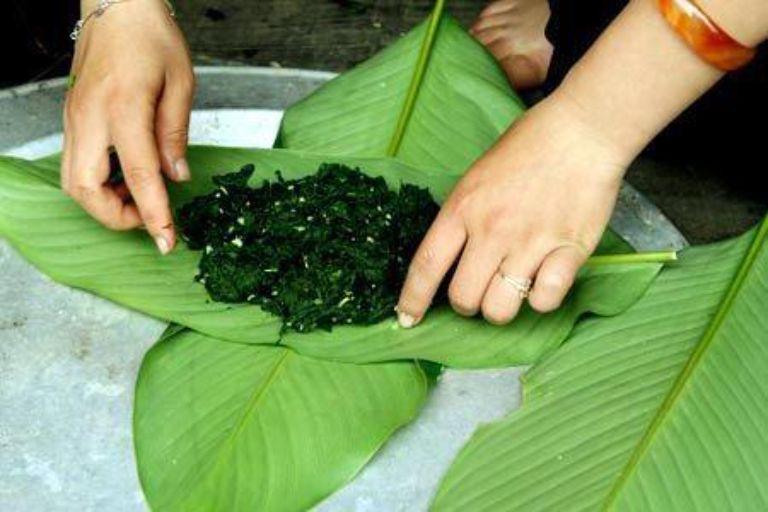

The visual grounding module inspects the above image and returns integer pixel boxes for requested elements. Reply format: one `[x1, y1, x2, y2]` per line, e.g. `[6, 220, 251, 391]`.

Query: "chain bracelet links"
[70, 0, 176, 41]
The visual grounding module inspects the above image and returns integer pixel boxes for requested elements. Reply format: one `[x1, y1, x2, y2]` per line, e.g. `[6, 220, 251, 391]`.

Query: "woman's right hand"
[63, 0, 195, 254]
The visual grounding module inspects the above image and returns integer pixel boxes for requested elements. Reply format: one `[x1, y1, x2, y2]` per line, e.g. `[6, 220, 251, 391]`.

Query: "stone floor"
[626, 158, 765, 244]
[177, 1, 477, 71]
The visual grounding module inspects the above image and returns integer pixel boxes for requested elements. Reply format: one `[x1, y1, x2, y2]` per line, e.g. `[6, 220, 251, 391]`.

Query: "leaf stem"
[585, 251, 678, 267]
[602, 214, 768, 509]
[386, 0, 446, 157]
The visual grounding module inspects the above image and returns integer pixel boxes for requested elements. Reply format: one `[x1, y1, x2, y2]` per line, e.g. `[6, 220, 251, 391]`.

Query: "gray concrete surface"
[0, 241, 164, 512]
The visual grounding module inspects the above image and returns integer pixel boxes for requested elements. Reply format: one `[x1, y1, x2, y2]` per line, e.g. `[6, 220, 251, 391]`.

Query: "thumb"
[155, 70, 195, 182]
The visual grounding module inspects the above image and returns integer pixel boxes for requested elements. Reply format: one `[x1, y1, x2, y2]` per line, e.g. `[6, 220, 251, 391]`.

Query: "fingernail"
[154, 234, 172, 255]
[398, 311, 419, 329]
[173, 158, 191, 182]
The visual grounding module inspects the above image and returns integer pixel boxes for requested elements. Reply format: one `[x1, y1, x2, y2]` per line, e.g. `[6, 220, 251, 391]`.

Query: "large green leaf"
[278, 12, 525, 175]
[134, 328, 428, 511]
[0, 147, 661, 368]
[432, 219, 768, 511]
[283, 261, 661, 368]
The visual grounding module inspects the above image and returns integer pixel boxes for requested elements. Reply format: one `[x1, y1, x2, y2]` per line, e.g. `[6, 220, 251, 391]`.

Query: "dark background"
[2, 0, 765, 242]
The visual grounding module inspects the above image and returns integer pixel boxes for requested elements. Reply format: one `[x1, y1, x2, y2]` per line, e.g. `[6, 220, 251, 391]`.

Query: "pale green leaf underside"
[134, 328, 428, 512]
[432, 227, 768, 511]
[278, 16, 525, 176]
[0, 147, 659, 368]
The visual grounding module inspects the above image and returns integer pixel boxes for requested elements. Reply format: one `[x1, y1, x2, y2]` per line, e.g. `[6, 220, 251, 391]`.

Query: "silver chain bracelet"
[70, 0, 176, 41]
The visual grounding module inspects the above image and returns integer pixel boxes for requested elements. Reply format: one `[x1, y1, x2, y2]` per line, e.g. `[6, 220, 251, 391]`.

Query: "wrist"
[75, 0, 176, 42]
[513, 92, 632, 188]
[546, 85, 640, 169]
[79, 0, 174, 18]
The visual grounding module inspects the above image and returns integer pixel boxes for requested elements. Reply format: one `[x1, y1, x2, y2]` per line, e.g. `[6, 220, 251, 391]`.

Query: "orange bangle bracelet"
[658, 0, 756, 71]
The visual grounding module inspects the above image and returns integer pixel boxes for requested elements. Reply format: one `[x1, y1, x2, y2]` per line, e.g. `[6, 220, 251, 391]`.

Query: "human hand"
[396, 92, 634, 327]
[62, 0, 195, 254]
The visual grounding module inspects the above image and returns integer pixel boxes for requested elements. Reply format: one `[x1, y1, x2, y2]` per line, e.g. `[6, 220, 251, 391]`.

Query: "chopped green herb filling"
[177, 163, 441, 333]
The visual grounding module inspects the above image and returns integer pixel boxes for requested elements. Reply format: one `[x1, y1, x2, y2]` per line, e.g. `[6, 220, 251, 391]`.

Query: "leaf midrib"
[181, 347, 292, 506]
[602, 215, 768, 509]
[385, 0, 446, 157]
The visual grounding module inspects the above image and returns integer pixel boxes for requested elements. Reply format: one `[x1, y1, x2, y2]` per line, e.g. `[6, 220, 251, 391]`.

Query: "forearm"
[553, 0, 767, 162]
[80, 0, 173, 15]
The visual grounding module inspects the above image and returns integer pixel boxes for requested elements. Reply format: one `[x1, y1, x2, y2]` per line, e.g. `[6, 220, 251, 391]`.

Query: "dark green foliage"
[177, 163, 441, 333]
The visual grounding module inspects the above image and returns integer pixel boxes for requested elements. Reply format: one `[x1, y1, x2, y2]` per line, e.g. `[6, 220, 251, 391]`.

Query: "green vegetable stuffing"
[177, 163, 441, 333]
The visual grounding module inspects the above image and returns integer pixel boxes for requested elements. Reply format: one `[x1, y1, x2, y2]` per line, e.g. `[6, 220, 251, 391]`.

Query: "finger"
[68, 126, 142, 231]
[110, 97, 176, 254]
[61, 113, 74, 192]
[155, 69, 194, 182]
[448, 238, 504, 317]
[397, 210, 467, 328]
[481, 247, 542, 325]
[62, 85, 83, 192]
[471, 14, 513, 34]
[528, 244, 587, 313]
[471, 26, 509, 47]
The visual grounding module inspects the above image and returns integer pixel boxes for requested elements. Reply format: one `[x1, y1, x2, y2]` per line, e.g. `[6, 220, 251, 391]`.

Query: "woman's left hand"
[396, 91, 635, 327]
